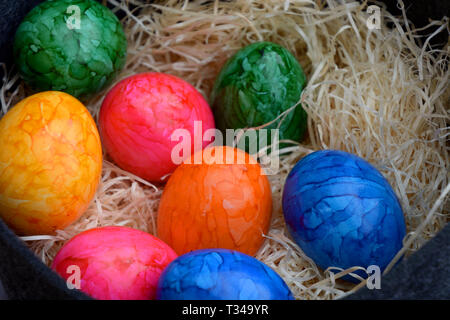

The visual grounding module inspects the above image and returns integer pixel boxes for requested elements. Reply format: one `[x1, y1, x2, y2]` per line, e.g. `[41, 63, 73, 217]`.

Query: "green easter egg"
[210, 41, 307, 152]
[13, 0, 127, 98]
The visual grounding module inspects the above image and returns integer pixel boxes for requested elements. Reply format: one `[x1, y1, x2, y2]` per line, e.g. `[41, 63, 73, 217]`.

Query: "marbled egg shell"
[282, 150, 406, 281]
[157, 249, 294, 300]
[0, 91, 102, 235]
[157, 146, 272, 256]
[210, 41, 307, 149]
[13, 0, 127, 97]
[99, 72, 215, 182]
[52, 226, 178, 300]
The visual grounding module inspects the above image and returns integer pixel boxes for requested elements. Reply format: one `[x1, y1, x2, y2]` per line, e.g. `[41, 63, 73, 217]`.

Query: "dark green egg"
[13, 0, 127, 98]
[210, 41, 307, 152]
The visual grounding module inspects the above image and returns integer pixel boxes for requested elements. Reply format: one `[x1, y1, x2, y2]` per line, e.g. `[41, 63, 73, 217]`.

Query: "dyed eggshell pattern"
[13, 0, 127, 97]
[99, 72, 215, 182]
[52, 226, 177, 300]
[157, 249, 294, 300]
[282, 150, 406, 280]
[157, 146, 272, 256]
[210, 41, 307, 149]
[0, 91, 102, 235]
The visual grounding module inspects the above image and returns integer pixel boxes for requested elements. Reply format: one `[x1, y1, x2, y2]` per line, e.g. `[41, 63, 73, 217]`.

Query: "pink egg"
[51, 226, 177, 300]
[99, 72, 215, 182]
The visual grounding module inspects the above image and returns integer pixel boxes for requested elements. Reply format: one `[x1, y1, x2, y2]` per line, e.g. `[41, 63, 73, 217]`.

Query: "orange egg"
[0, 91, 102, 235]
[157, 146, 272, 256]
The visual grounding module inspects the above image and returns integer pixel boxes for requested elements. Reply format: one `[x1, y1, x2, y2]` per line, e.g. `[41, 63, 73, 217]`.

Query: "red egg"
[99, 72, 215, 182]
[51, 226, 177, 300]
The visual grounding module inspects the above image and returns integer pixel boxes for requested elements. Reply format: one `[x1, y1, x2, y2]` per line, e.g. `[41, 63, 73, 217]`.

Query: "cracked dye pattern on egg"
[13, 0, 127, 98]
[210, 41, 307, 150]
[282, 150, 406, 281]
[52, 226, 178, 300]
[99, 72, 215, 182]
[157, 249, 294, 300]
[157, 146, 272, 256]
[0, 91, 102, 235]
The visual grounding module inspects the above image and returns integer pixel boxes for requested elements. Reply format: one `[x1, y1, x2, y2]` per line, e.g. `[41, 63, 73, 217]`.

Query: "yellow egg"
[0, 91, 102, 235]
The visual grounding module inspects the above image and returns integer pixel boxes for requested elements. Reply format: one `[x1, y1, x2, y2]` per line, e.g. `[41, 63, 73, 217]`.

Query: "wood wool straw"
[0, 0, 448, 300]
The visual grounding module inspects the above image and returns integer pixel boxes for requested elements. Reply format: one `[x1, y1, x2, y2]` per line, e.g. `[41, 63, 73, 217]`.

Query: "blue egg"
[282, 150, 406, 282]
[156, 249, 294, 300]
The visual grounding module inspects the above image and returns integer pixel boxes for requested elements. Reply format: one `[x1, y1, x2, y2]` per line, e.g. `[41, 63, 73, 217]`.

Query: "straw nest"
[1, 0, 449, 300]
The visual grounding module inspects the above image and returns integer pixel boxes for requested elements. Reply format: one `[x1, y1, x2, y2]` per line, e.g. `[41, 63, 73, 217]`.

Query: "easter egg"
[157, 248, 294, 300]
[282, 150, 406, 281]
[52, 226, 177, 300]
[99, 72, 215, 182]
[157, 146, 272, 256]
[0, 91, 102, 235]
[13, 0, 127, 97]
[210, 41, 307, 150]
